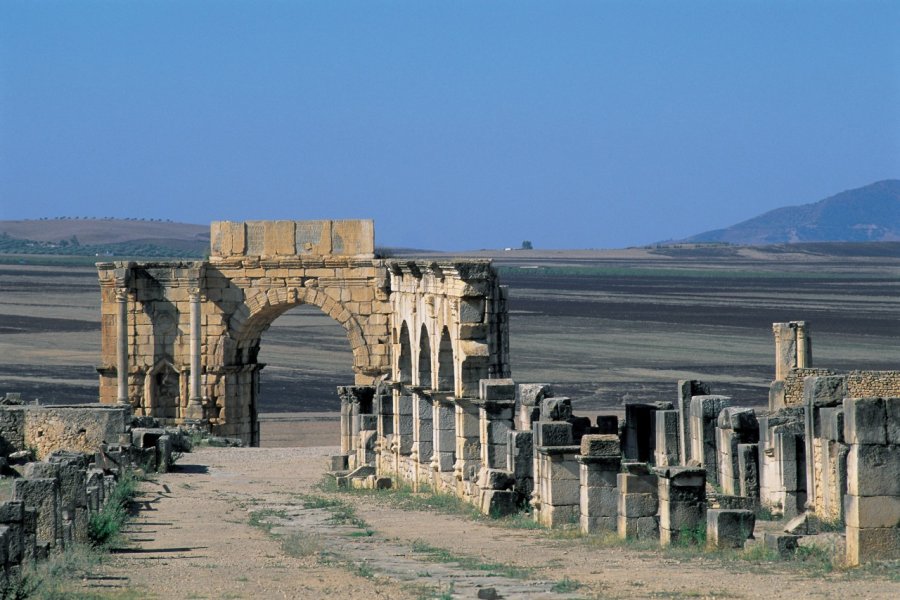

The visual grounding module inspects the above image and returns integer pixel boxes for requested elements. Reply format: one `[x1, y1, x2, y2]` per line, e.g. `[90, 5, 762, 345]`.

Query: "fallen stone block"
[206, 436, 244, 447]
[131, 427, 165, 449]
[330, 454, 349, 472]
[763, 532, 800, 558]
[481, 489, 517, 517]
[707, 509, 755, 549]
[478, 469, 514, 490]
[347, 465, 376, 479]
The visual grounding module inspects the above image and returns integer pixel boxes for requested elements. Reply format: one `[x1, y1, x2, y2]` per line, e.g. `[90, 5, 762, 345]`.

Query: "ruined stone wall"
[780, 369, 900, 409]
[0, 408, 179, 587]
[846, 371, 900, 397]
[780, 368, 836, 408]
[0, 405, 129, 460]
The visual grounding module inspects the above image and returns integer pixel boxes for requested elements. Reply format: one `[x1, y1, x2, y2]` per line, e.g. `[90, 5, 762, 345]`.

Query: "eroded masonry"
[96, 220, 508, 445]
[95, 221, 898, 567]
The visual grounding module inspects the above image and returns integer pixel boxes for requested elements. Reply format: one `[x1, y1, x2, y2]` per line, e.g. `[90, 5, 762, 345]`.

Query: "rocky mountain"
[683, 180, 900, 244]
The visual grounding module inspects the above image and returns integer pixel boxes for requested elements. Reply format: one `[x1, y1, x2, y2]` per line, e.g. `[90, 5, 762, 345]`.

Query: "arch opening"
[437, 327, 454, 393]
[398, 322, 412, 384]
[419, 324, 432, 389]
[241, 302, 357, 447]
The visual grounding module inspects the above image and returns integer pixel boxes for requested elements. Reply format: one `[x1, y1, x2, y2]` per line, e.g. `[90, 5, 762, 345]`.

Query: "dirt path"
[81, 446, 899, 599]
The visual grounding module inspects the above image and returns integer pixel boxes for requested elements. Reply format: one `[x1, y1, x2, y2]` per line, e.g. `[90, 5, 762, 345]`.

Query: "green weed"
[88, 470, 138, 547]
[9, 543, 145, 600]
[248, 508, 288, 533]
[409, 539, 531, 579]
[551, 577, 582, 592]
[353, 562, 375, 579]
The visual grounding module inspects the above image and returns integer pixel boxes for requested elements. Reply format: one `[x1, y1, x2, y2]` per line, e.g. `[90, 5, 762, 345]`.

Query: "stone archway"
[220, 287, 376, 442]
[96, 220, 510, 445]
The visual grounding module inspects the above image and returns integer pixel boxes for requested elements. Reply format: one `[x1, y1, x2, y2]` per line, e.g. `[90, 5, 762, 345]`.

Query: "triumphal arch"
[96, 220, 510, 444]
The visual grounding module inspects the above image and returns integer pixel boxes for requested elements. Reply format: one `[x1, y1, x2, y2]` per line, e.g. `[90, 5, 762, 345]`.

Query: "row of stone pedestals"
[333, 369, 899, 565]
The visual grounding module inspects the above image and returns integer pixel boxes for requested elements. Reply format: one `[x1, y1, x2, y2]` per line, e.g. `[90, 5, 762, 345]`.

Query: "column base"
[184, 399, 206, 421]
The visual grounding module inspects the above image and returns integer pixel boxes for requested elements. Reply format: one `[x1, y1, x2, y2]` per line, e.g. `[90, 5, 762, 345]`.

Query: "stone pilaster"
[184, 287, 205, 421]
[115, 288, 129, 404]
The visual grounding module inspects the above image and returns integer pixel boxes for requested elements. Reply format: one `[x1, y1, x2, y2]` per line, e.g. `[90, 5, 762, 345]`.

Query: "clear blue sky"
[1, 1, 898, 250]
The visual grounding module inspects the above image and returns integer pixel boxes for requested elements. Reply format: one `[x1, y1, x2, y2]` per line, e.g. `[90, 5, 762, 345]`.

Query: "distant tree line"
[0, 233, 203, 258]
[29, 217, 176, 222]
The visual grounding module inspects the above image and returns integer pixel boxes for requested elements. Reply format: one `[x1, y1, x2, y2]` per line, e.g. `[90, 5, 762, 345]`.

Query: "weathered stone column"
[184, 287, 204, 420]
[844, 396, 900, 566]
[689, 395, 730, 485]
[715, 407, 758, 496]
[802, 375, 846, 515]
[654, 410, 680, 467]
[115, 288, 129, 404]
[453, 397, 481, 498]
[772, 321, 812, 381]
[411, 390, 433, 490]
[617, 463, 659, 540]
[477, 379, 516, 471]
[795, 322, 811, 369]
[431, 394, 456, 477]
[579, 434, 621, 534]
[374, 383, 393, 476]
[533, 420, 579, 527]
[657, 466, 706, 546]
[516, 383, 553, 431]
[677, 380, 709, 464]
[475, 379, 517, 516]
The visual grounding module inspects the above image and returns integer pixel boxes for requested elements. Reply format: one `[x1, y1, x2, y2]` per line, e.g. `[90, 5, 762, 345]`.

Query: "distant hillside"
[0, 218, 209, 258]
[0, 218, 208, 245]
[683, 180, 900, 244]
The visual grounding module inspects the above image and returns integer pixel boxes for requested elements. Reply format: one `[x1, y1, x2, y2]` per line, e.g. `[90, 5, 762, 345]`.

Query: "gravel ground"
[75, 443, 900, 599]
